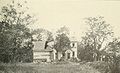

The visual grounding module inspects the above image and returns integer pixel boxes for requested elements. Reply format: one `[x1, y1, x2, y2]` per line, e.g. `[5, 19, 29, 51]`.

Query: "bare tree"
[32, 28, 54, 42]
[81, 16, 113, 61]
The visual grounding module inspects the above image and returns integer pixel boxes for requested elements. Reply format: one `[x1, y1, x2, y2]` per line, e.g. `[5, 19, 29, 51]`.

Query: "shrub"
[69, 57, 79, 62]
[86, 61, 109, 73]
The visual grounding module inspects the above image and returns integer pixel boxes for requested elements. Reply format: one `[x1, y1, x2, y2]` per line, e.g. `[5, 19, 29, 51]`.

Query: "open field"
[0, 63, 101, 73]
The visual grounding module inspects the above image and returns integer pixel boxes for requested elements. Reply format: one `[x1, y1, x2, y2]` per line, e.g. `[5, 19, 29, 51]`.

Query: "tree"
[0, 1, 35, 63]
[32, 28, 54, 42]
[81, 16, 113, 61]
[78, 42, 94, 62]
[105, 38, 120, 73]
[54, 26, 70, 52]
[56, 26, 70, 35]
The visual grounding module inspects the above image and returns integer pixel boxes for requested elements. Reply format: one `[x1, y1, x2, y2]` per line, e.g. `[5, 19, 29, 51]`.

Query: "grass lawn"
[0, 63, 101, 73]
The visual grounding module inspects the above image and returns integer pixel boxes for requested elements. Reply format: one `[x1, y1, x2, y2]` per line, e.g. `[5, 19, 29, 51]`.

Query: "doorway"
[67, 53, 70, 59]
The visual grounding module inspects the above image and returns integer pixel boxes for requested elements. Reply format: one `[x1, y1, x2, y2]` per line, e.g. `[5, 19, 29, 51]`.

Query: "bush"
[69, 57, 79, 62]
[86, 61, 109, 73]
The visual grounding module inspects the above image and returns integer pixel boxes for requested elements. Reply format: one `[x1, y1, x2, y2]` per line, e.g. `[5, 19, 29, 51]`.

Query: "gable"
[65, 49, 73, 53]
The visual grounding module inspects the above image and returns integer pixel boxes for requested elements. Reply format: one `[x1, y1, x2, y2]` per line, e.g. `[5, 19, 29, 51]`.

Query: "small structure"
[65, 49, 73, 59]
[56, 38, 78, 60]
[65, 41, 78, 59]
[33, 41, 57, 62]
[33, 36, 78, 62]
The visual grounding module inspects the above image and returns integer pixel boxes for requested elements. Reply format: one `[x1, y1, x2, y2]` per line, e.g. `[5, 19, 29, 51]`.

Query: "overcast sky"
[1, 0, 120, 40]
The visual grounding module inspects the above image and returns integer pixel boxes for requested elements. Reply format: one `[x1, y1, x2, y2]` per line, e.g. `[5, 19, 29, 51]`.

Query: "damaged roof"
[33, 41, 53, 52]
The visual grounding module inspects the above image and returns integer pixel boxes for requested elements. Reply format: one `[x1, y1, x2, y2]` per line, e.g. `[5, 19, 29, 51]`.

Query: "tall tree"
[81, 16, 113, 61]
[54, 26, 70, 52]
[0, 1, 35, 63]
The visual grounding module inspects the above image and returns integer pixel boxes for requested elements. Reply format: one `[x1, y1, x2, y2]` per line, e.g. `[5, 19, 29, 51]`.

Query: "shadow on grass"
[0, 63, 38, 73]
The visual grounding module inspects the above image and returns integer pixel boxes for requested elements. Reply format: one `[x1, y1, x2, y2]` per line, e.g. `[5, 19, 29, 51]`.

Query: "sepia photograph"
[0, 0, 120, 73]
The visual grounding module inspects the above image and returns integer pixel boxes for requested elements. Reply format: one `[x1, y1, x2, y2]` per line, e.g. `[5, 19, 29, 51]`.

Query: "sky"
[0, 0, 120, 41]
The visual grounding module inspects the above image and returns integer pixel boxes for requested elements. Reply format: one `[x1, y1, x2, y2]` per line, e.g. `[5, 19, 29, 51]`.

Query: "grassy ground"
[0, 62, 101, 73]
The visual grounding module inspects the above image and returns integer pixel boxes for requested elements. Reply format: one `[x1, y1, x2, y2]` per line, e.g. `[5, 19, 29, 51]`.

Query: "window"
[73, 52, 75, 57]
[72, 43, 75, 47]
[55, 53, 58, 59]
